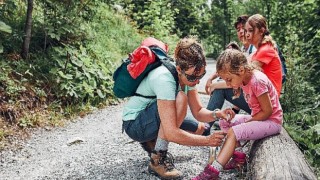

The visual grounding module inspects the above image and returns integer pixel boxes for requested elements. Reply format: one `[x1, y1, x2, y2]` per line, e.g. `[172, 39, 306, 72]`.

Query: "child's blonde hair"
[216, 49, 255, 98]
[174, 36, 206, 74]
[216, 49, 254, 75]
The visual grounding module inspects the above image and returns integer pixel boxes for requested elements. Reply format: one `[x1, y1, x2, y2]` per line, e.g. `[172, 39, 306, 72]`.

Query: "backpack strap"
[161, 58, 179, 91]
[150, 46, 179, 92]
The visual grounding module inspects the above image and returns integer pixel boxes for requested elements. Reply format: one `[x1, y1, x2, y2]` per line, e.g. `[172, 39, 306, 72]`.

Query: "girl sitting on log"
[193, 48, 283, 180]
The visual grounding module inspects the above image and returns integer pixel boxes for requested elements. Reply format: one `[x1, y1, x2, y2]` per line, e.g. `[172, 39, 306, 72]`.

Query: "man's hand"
[207, 131, 226, 147]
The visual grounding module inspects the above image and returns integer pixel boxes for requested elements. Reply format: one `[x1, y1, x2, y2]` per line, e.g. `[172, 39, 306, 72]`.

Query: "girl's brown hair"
[247, 14, 276, 48]
[216, 49, 253, 75]
[216, 49, 255, 98]
[174, 36, 206, 74]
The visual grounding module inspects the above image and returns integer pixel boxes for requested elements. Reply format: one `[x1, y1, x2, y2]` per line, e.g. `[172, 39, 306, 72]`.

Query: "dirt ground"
[0, 59, 246, 180]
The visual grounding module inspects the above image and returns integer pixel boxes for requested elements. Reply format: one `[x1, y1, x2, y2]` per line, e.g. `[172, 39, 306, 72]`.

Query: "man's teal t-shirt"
[122, 64, 195, 121]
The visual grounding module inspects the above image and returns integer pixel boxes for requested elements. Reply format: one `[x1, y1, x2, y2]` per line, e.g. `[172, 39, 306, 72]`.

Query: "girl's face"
[218, 67, 245, 89]
[179, 66, 206, 87]
[245, 22, 262, 47]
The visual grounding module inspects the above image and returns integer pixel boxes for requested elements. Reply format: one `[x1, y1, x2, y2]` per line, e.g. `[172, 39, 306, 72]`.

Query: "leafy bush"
[0, 2, 145, 124]
[280, 32, 320, 174]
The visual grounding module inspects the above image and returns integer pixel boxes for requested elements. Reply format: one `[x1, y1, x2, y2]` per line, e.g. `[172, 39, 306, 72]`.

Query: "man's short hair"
[234, 15, 249, 29]
[225, 41, 241, 51]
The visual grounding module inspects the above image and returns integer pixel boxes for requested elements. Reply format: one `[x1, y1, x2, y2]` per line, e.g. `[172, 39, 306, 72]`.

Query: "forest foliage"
[0, 0, 319, 174]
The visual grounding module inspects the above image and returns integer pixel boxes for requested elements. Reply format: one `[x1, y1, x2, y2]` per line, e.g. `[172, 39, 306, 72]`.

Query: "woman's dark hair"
[174, 36, 206, 74]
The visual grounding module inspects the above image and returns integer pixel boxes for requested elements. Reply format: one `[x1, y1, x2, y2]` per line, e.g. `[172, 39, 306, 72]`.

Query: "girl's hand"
[218, 108, 235, 122]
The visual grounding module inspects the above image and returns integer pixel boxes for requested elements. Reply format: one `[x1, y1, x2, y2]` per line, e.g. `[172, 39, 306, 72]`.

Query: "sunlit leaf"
[97, 89, 105, 98]
[313, 124, 320, 135]
[0, 21, 12, 33]
[58, 71, 73, 80]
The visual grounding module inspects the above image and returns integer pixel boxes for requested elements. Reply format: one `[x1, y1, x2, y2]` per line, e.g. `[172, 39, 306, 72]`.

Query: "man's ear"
[176, 66, 182, 75]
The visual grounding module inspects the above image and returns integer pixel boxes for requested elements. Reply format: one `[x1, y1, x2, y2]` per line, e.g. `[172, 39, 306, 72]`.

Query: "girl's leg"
[232, 120, 282, 141]
[216, 128, 238, 166]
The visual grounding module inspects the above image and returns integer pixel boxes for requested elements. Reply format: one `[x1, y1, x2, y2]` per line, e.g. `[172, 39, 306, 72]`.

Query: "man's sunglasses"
[182, 70, 206, 82]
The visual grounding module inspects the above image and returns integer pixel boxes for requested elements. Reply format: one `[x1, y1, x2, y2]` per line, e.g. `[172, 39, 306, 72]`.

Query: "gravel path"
[0, 59, 245, 180]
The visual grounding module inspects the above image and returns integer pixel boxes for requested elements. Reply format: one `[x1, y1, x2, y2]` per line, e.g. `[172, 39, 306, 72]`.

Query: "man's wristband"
[212, 109, 220, 120]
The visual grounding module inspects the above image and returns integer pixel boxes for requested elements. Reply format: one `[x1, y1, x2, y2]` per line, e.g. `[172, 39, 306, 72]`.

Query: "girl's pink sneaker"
[224, 151, 246, 170]
[192, 164, 220, 180]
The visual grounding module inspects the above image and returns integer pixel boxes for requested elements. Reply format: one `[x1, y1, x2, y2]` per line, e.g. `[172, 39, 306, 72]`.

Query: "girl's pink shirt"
[242, 70, 283, 124]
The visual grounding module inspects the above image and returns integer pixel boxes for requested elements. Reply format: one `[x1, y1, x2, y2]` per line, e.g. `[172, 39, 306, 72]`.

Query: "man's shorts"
[122, 101, 204, 143]
[122, 101, 160, 142]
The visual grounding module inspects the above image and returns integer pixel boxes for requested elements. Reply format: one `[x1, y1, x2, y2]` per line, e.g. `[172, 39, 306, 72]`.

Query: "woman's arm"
[157, 99, 226, 147]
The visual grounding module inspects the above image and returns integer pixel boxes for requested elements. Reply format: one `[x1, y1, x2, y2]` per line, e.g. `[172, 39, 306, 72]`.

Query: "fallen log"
[248, 127, 317, 180]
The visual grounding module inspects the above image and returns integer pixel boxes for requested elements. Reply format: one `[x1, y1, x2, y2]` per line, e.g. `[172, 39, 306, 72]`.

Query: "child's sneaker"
[224, 151, 246, 170]
[192, 164, 220, 180]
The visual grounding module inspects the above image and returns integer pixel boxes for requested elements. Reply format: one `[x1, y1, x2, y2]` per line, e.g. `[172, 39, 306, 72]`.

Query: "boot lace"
[158, 150, 175, 171]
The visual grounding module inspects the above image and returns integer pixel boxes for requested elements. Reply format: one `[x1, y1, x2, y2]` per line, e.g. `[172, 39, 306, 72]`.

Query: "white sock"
[211, 160, 223, 171]
[154, 137, 169, 152]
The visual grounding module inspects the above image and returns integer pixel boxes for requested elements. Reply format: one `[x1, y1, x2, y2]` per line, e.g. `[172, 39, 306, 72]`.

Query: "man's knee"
[176, 91, 188, 123]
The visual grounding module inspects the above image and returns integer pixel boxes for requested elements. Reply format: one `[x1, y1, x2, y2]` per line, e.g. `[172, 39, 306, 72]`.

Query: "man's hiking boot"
[224, 151, 246, 170]
[148, 150, 182, 179]
[192, 164, 220, 180]
[140, 139, 156, 157]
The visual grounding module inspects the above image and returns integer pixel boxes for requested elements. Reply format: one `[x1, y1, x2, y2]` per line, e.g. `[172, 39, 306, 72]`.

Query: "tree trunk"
[21, 0, 33, 60]
[249, 127, 317, 180]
